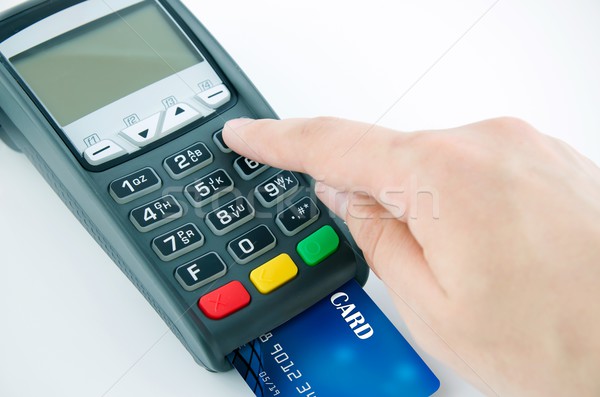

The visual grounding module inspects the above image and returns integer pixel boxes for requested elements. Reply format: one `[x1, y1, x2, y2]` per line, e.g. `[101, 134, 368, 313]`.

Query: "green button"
[296, 225, 340, 266]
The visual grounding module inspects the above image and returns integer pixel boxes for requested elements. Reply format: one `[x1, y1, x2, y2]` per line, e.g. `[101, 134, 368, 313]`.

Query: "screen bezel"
[10, 0, 209, 128]
[0, 0, 237, 172]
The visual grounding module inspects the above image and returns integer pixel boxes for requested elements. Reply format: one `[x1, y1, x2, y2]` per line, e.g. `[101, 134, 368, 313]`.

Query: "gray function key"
[227, 225, 276, 264]
[109, 167, 161, 204]
[130, 195, 183, 232]
[163, 142, 213, 180]
[152, 223, 204, 261]
[205, 197, 255, 236]
[255, 170, 299, 208]
[276, 197, 320, 236]
[196, 84, 231, 109]
[174, 252, 227, 292]
[233, 156, 268, 180]
[184, 169, 234, 207]
[83, 139, 125, 166]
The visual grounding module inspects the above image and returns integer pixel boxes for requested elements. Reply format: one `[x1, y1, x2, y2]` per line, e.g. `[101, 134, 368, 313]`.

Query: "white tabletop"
[1, 1, 599, 396]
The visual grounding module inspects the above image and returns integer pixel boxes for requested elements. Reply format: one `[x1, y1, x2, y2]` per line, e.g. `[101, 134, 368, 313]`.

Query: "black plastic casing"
[0, 0, 369, 372]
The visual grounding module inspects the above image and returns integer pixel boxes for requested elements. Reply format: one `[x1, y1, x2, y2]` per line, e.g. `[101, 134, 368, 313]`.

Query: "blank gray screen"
[11, 1, 204, 126]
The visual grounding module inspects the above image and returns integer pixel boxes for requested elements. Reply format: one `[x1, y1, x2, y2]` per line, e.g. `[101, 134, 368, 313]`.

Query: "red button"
[198, 281, 251, 320]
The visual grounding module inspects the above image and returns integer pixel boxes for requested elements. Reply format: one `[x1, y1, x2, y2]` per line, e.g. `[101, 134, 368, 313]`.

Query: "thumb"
[315, 182, 446, 314]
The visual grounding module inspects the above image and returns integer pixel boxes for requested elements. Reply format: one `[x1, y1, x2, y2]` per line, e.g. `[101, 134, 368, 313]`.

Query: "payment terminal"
[0, 0, 369, 371]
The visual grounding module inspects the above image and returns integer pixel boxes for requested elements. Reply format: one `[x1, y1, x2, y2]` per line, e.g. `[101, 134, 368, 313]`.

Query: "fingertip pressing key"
[224, 117, 255, 131]
[223, 117, 258, 155]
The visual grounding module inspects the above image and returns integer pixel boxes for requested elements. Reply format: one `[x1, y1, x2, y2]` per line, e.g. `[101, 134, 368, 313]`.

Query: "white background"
[1, 1, 600, 396]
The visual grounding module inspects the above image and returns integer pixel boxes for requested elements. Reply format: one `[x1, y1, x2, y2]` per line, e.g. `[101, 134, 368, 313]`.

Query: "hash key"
[275, 197, 320, 236]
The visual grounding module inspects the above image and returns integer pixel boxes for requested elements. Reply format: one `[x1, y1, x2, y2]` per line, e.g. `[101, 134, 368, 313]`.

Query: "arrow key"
[161, 103, 202, 136]
[119, 112, 162, 147]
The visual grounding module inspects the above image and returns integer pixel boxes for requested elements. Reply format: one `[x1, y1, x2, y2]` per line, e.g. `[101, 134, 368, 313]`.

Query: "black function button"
[130, 195, 183, 232]
[212, 130, 232, 153]
[233, 156, 268, 180]
[227, 225, 277, 264]
[205, 197, 255, 236]
[184, 169, 234, 207]
[174, 252, 227, 291]
[255, 170, 300, 208]
[109, 167, 161, 204]
[152, 223, 204, 261]
[163, 142, 213, 179]
[276, 197, 320, 236]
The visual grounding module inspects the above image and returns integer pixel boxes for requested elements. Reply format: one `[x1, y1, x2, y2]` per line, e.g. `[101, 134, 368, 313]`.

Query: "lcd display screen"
[10, 1, 204, 126]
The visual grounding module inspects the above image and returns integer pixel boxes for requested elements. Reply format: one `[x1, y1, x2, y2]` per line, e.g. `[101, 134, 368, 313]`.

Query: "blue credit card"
[228, 280, 440, 397]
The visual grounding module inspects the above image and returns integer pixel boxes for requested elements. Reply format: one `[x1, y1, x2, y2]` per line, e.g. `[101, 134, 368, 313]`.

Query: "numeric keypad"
[130, 195, 183, 232]
[163, 142, 213, 179]
[108, 128, 338, 323]
[227, 225, 276, 264]
[109, 167, 161, 204]
[152, 223, 204, 261]
[205, 196, 255, 235]
[233, 156, 268, 180]
[184, 169, 234, 207]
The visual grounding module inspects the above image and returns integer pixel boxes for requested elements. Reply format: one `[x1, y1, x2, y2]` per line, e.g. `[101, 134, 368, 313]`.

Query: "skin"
[223, 116, 600, 396]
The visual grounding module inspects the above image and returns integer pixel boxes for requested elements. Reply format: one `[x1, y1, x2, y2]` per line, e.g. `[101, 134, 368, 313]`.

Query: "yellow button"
[250, 253, 298, 294]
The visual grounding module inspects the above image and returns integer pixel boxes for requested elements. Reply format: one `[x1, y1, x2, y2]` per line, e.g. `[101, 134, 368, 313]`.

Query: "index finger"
[223, 117, 406, 193]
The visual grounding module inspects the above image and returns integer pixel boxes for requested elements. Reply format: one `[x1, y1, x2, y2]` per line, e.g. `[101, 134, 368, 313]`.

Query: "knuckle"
[402, 132, 469, 165]
[302, 116, 342, 139]
[488, 116, 532, 130]
[481, 116, 537, 139]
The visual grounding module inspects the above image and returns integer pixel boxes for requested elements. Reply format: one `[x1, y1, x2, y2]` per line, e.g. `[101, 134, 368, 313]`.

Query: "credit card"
[228, 280, 440, 397]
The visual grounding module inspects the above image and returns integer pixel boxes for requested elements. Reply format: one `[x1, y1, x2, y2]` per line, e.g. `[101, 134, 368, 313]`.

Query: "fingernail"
[225, 117, 255, 130]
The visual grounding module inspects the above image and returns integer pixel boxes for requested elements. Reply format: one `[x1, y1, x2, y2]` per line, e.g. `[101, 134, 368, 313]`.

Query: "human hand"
[223, 117, 600, 396]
